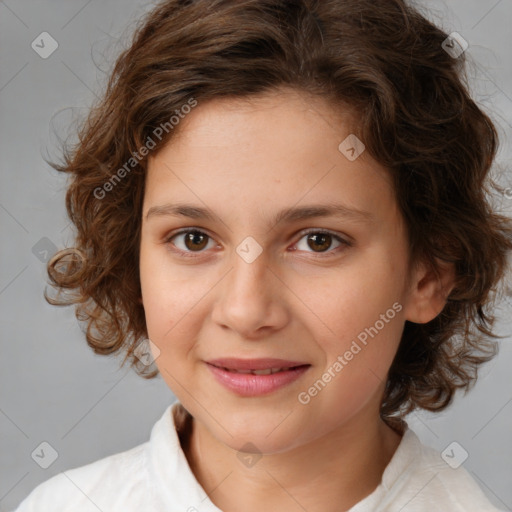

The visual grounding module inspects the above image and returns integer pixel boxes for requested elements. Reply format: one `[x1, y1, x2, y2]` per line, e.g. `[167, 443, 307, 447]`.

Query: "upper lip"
[206, 358, 310, 371]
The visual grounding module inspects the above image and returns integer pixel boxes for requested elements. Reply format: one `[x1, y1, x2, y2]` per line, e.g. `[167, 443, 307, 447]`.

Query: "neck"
[182, 407, 403, 512]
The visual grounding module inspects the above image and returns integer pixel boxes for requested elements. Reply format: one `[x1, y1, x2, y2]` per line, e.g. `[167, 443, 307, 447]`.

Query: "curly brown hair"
[46, 0, 512, 422]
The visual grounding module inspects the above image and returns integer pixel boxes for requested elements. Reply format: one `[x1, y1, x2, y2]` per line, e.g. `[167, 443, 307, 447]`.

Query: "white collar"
[149, 401, 421, 511]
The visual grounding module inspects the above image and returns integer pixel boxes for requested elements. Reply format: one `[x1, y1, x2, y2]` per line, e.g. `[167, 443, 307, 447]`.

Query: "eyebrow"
[145, 202, 374, 227]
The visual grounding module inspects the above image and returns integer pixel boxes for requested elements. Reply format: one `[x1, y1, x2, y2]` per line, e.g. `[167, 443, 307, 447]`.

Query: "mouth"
[206, 357, 310, 373]
[205, 358, 311, 396]
[208, 365, 309, 375]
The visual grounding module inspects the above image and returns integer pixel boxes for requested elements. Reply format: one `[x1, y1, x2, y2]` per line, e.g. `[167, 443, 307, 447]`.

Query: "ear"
[403, 258, 456, 324]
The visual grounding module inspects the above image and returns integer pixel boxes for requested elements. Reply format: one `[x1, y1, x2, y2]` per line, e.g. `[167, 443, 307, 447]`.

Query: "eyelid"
[292, 228, 352, 257]
[295, 227, 352, 245]
[164, 226, 352, 258]
[163, 227, 219, 258]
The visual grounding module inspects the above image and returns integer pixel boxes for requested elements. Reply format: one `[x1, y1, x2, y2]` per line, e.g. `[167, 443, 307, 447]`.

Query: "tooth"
[221, 367, 294, 375]
[252, 369, 273, 375]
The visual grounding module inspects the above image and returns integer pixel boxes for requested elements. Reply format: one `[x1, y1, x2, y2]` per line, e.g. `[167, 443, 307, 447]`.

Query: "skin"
[139, 87, 455, 512]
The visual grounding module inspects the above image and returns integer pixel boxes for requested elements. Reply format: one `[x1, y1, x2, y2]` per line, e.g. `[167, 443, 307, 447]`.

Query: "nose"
[210, 246, 289, 339]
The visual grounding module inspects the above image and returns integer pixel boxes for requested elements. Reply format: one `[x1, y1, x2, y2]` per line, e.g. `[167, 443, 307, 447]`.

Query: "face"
[139, 88, 419, 454]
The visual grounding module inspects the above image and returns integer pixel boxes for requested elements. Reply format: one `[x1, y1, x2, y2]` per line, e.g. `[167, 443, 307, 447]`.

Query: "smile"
[205, 360, 311, 396]
[216, 366, 296, 375]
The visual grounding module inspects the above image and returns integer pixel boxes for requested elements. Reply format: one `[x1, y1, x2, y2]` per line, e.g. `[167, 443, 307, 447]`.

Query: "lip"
[206, 357, 309, 371]
[205, 358, 311, 397]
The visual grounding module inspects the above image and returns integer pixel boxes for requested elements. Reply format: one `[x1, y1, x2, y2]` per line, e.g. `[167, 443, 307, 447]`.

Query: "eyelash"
[163, 228, 352, 259]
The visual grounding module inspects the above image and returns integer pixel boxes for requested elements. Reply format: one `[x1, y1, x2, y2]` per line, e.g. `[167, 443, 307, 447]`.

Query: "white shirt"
[13, 401, 503, 512]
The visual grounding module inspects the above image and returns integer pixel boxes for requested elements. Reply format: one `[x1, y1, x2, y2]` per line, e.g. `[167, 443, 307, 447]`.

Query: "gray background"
[1, 0, 511, 510]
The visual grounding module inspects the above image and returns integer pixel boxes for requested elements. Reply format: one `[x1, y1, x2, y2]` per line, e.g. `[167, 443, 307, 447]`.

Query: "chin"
[204, 410, 312, 455]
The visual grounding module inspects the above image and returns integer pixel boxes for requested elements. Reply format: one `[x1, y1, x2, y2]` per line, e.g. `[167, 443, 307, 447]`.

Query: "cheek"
[142, 283, 197, 344]
[307, 267, 404, 343]
[306, 292, 403, 419]
[299, 250, 406, 385]
[139, 247, 215, 361]
[140, 247, 185, 341]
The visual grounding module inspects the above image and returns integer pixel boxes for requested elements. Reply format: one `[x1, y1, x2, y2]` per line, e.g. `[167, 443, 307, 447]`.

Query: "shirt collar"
[149, 401, 223, 511]
[150, 401, 421, 511]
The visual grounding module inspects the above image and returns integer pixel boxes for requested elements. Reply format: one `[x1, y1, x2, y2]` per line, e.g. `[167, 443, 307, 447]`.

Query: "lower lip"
[206, 363, 310, 396]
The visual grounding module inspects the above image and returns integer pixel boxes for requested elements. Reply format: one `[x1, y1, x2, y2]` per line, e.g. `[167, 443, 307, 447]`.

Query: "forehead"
[167, 88, 359, 150]
[144, 89, 397, 228]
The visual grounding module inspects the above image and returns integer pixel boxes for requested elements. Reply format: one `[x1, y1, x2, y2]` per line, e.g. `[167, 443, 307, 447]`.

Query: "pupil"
[186, 231, 207, 251]
[308, 233, 330, 252]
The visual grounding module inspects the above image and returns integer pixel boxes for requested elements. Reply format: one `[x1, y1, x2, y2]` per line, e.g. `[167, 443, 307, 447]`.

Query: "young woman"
[15, 0, 512, 510]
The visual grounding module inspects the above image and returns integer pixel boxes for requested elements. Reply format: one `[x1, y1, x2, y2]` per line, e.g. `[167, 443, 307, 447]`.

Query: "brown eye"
[307, 233, 332, 252]
[294, 230, 350, 257]
[183, 231, 209, 251]
[166, 229, 215, 257]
